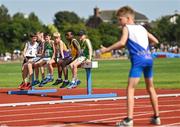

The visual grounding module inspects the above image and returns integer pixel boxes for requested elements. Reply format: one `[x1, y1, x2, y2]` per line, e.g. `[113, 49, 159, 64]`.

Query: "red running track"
[0, 88, 180, 126]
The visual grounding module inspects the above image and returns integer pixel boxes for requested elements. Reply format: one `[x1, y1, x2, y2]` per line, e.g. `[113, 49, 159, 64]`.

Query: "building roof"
[86, 7, 149, 28]
[99, 9, 148, 22]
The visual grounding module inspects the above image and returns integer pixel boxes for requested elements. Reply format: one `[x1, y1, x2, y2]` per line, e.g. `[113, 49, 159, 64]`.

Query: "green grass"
[0, 58, 180, 89]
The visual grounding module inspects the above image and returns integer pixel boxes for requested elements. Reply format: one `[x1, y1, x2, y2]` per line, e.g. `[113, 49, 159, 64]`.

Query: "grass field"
[0, 58, 180, 89]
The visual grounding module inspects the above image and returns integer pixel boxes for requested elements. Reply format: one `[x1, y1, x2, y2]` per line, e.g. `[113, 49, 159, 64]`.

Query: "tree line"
[0, 4, 179, 54]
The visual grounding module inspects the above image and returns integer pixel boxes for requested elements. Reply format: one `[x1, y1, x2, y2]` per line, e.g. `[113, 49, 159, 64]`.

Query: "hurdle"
[62, 61, 118, 99]
[8, 70, 57, 95]
[8, 88, 57, 95]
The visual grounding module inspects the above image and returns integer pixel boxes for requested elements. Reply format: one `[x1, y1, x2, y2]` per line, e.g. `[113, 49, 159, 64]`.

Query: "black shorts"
[23, 56, 34, 65]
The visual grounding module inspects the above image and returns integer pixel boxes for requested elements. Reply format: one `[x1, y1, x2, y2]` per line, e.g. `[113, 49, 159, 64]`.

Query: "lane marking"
[1, 93, 180, 107]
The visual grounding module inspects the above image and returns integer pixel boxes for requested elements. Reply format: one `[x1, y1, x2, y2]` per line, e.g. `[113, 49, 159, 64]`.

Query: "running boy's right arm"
[100, 26, 129, 53]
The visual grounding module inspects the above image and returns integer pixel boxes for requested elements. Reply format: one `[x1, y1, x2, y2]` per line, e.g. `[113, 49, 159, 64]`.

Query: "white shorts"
[76, 56, 86, 63]
[32, 57, 41, 62]
[42, 57, 51, 62]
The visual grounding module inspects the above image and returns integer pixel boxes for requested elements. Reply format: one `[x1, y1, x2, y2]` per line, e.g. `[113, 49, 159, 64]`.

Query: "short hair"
[30, 33, 37, 38]
[44, 32, 51, 37]
[77, 30, 86, 36]
[116, 6, 135, 19]
[53, 32, 61, 37]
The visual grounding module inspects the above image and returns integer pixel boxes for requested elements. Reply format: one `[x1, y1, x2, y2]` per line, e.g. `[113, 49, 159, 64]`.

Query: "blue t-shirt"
[126, 25, 153, 67]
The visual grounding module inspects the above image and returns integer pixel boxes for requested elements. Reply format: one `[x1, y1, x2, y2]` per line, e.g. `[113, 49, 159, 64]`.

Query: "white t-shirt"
[25, 41, 39, 57]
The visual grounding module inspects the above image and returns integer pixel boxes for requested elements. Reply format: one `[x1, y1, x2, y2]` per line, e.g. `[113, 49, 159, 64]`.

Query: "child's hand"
[86, 59, 91, 63]
[100, 45, 108, 54]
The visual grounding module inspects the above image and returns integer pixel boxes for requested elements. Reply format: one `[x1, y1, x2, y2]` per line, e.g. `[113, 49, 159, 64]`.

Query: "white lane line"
[0, 112, 123, 124]
[1, 102, 180, 117]
[0, 107, 121, 118]
[1, 106, 180, 125]
[62, 97, 180, 106]
[88, 109, 180, 123]
[1, 98, 180, 113]
[0, 105, 86, 113]
[1, 93, 180, 107]
[164, 122, 180, 126]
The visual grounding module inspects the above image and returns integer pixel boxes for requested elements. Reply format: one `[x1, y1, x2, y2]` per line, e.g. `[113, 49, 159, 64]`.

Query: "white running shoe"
[116, 117, 133, 127]
[151, 116, 161, 125]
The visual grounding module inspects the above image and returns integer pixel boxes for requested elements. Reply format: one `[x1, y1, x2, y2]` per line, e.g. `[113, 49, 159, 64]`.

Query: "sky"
[0, 0, 180, 24]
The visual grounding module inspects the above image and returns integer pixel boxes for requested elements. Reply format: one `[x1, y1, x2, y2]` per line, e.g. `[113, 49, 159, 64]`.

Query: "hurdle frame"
[62, 61, 118, 99]
[8, 70, 57, 96]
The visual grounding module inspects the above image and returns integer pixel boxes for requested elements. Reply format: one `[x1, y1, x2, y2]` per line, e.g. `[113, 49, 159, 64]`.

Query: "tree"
[152, 16, 176, 44]
[98, 22, 120, 47]
[174, 15, 180, 45]
[87, 28, 101, 50]
[0, 4, 10, 23]
[54, 11, 82, 31]
[47, 24, 58, 34]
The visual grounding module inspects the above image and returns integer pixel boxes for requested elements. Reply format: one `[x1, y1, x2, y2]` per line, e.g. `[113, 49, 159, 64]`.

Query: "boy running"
[100, 6, 161, 126]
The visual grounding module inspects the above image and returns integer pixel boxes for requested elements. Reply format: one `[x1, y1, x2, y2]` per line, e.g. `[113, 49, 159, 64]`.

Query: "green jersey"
[80, 38, 92, 59]
[44, 41, 53, 58]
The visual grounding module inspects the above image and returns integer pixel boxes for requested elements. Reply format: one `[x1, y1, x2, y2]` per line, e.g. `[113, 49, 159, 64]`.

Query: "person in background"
[18, 33, 39, 90]
[68, 30, 93, 89]
[34, 33, 56, 87]
[51, 32, 72, 88]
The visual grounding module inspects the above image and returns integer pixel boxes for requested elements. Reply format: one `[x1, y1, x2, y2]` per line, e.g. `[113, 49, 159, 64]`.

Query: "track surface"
[0, 88, 180, 126]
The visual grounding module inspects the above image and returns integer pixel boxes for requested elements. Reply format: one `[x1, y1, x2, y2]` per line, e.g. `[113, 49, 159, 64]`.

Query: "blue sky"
[0, 0, 180, 24]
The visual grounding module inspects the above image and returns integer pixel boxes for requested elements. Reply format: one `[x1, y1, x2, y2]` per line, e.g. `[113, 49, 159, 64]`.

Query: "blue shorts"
[129, 66, 153, 78]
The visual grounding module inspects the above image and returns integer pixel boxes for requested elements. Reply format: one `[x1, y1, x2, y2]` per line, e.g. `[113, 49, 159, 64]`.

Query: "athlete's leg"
[144, 66, 159, 117]
[127, 77, 140, 119]
[47, 59, 56, 76]
[127, 66, 142, 119]
[57, 59, 63, 79]
[22, 63, 28, 82]
[27, 62, 33, 84]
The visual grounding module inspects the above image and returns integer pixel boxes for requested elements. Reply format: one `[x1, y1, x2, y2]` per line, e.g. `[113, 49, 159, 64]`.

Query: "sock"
[46, 73, 51, 79]
[24, 77, 29, 83]
[50, 74, 53, 79]
[64, 80, 68, 82]
[72, 78, 76, 83]
[58, 77, 62, 80]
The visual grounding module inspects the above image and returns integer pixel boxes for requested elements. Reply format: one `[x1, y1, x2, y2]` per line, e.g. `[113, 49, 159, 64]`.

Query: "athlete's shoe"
[60, 80, 70, 88]
[38, 80, 46, 87]
[150, 116, 161, 125]
[67, 80, 81, 89]
[67, 81, 76, 89]
[73, 79, 81, 88]
[42, 77, 54, 84]
[32, 80, 40, 86]
[52, 79, 63, 86]
[23, 82, 32, 90]
[116, 117, 133, 127]
[18, 82, 26, 90]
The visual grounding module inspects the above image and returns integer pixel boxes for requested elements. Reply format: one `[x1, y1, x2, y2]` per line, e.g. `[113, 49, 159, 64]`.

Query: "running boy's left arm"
[147, 32, 159, 45]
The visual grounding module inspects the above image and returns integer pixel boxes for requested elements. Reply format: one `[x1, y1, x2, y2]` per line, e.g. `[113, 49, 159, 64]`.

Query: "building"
[86, 7, 149, 28]
[169, 10, 179, 24]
